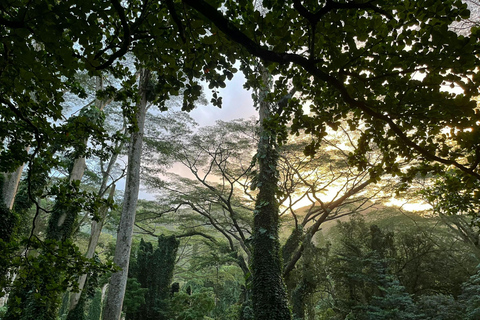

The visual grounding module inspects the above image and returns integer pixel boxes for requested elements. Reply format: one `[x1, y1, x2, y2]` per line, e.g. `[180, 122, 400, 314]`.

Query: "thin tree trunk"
[69, 185, 116, 310]
[103, 68, 150, 320]
[4, 119, 89, 320]
[68, 74, 127, 311]
[1, 146, 29, 210]
[68, 135, 124, 310]
[45, 152, 86, 242]
[251, 69, 291, 320]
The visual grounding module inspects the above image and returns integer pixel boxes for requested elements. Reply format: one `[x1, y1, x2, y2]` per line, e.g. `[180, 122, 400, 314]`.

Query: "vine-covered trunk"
[251, 71, 291, 320]
[3, 136, 88, 320]
[103, 68, 150, 320]
[45, 147, 87, 241]
[0, 161, 24, 309]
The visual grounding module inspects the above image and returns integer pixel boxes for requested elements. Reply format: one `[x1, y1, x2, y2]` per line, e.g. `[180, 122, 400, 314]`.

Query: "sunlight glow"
[385, 197, 432, 212]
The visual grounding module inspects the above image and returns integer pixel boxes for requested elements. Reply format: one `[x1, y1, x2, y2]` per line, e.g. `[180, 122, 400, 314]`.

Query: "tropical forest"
[2, 1, 480, 320]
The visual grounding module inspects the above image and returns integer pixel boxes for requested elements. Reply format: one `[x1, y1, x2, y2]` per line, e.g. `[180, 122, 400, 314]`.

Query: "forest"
[2, 0, 480, 319]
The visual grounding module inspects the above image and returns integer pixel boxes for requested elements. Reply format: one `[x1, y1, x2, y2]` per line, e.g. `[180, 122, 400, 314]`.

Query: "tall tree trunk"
[68, 75, 124, 311]
[0, 148, 28, 308]
[251, 69, 291, 320]
[69, 185, 116, 311]
[3, 129, 89, 320]
[103, 68, 150, 320]
[44, 149, 86, 243]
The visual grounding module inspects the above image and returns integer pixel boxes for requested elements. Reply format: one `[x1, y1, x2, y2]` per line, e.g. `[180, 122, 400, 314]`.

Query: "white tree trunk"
[69, 156, 86, 183]
[69, 185, 116, 310]
[102, 69, 150, 320]
[0, 148, 28, 308]
[2, 146, 29, 210]
[53, 154, 86, 230]
[68, 75, 105, 186]
[68, 75, 123, 311]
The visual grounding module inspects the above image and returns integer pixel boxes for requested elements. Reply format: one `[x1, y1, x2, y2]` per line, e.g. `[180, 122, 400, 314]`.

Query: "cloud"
[190, 72, 257, 126]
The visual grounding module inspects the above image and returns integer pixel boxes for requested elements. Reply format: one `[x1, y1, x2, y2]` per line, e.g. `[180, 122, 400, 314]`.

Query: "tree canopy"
[2, 1, 480, 320]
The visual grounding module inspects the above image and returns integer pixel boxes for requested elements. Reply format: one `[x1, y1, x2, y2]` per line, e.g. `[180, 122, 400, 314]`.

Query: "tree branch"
[182, 0, 480, 180]
[96, 0, 131, 70]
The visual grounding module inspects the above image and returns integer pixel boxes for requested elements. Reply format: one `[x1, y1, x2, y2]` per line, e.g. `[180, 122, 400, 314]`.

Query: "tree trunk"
[69, 184, 116, 311]
[251, 70, 291, 320]
[68, 73, 124, 310]
[68, 73, 127, 311]
[3, 121, 89, 320]
[69, 156, 86, 183]
[2, 161, 26, 210]
[103, 68, 150, 320]
[0, 149, 27, 308]
[44, 151, 86, 242]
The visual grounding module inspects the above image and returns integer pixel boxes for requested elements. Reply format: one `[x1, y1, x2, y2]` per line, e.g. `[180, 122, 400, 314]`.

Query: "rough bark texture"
[251, 71, 291, 320]
[103, 69, 150, 320]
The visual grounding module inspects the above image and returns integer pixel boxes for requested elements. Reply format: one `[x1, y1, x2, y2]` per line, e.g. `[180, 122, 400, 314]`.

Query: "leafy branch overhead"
[2, 1, 480, 320]
[183, 0, 480, 180]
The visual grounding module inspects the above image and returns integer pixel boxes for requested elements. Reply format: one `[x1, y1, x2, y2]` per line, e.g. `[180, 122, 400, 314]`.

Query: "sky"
[135, 70, 258, 200]
[189, 72, 257, 127]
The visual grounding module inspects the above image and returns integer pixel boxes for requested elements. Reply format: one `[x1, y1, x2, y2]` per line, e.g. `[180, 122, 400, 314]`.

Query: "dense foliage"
[126, 236, 179, 320]
[2, 0, 480, 320]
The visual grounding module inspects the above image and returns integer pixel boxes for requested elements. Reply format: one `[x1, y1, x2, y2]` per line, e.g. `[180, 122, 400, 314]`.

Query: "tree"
[142, 117, 257, 275]
[174, 3, 480, 317]
[280, 125, 397, 280]
[87, 289, 103, 320]
[126, 236, 179, 320]
[316, 211, 478, 319]
[248, 66, 291, 320]
[1, 154, 27, 211]
[182, 0, 479, 180]
[2, 1, 243, 316]
[123, 278, 147, 317]
[420, 170, 480, 256]
[103, 68, 151, 320]
[415, 294, 461, 320]
[5, 1, 480, 319]
[170, 287, 216, 320]
[459, 265, 480, 320]
[141, 112, 402, 319]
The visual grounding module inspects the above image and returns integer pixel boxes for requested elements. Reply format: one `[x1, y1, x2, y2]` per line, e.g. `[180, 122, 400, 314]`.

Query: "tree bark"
[2, 166, 24, 210]
[44, 148, 86, 242]
[69, 185, 116, 310]
[69, 156, 86, 183]
[0, 148, 28, 308]
[103, 68, 150, 320]
[68, 75, 125, 311]
[251, 69, 291, 320]
[1, 146, 29, 210]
